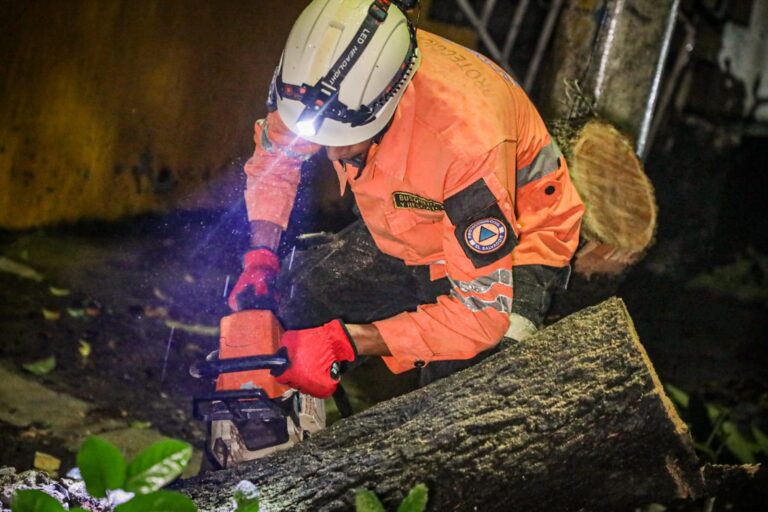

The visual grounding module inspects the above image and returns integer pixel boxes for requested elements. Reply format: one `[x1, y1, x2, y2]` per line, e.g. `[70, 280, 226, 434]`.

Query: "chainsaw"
[190, 309, 351, 469]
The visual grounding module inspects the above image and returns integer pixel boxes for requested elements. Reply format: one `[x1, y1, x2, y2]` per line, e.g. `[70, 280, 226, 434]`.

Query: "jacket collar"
[367, 82, 416, 182]
[331, 82, 416, 193]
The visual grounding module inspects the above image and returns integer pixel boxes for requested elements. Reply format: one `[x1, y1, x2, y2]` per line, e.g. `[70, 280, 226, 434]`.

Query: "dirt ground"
[0, 125, 766, 510]
[0, 168, 413, 474]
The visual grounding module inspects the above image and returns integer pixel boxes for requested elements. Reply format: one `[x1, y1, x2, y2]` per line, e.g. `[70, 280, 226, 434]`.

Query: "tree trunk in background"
[541, 0, 679, 153]
[180, 299, 712, 511]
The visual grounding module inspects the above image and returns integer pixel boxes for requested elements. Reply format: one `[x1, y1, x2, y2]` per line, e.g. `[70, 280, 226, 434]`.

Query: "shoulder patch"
[392, 192, 444, 212]
[444, 178, 517, 268]
[465, 218, 507, 253]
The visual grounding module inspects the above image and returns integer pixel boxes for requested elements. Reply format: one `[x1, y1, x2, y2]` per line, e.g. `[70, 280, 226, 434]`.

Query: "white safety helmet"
[270, 0, 421, 146]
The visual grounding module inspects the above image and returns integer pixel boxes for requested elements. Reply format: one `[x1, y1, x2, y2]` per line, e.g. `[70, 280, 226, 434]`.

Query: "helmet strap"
[276, 0, 418, 133]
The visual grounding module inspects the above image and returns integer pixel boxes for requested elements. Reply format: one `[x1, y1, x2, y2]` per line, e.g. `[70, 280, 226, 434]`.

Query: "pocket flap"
[384, 209, 442, 234]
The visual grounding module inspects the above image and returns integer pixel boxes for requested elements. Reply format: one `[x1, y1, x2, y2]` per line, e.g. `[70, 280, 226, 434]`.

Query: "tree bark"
[179, 298, 713, 511]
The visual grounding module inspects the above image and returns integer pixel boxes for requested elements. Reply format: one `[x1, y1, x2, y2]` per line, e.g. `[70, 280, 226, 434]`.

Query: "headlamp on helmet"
[274, 0, 421, 146]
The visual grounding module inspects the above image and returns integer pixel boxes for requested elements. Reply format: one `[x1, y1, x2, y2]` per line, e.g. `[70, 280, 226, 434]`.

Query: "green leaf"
[705, 403, 725, 424]
[233, 481, 259, 512]
[114, 490, 197, 512]
[70, 509, 89, 512]
[41, 309, 61, 321]
[163, 320, 219, 337]
[22, 356, 56, 375]
[124, 439, 192, 494]
[77, 436, 127, 498]
[49, 286, 70, 297]
[721, 421, 758, 464]
[11, 490, 66, 512]
[355, 489, 386, 512]
[692, 441, 718, 463]
[0, 256, 43, 281]
[397, 484, 429, 512]
[752, 425, 768, 454]
[663, 383, 689, 408]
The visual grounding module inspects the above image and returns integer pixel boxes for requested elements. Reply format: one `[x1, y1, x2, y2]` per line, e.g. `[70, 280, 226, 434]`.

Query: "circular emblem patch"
[464, 218, 507, 253]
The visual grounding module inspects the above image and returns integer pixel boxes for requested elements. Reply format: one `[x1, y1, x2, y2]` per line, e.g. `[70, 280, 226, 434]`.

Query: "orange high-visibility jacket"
[244, 31, 584, 373]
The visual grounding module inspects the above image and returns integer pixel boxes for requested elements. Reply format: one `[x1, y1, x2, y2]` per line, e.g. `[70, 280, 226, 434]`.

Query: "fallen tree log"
[179, 298, 724, 511]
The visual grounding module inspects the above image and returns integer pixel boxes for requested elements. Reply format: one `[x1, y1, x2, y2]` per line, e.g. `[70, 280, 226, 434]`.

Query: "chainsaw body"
[192, 310, 325, 469]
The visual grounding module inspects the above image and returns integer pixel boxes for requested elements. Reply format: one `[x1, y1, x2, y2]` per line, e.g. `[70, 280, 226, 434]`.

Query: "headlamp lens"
[296, 108, 323, 137]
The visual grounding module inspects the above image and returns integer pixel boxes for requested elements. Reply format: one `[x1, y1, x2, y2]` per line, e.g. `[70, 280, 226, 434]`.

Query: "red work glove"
[227, 248, 280, 311]
[272, 320, 356, 398]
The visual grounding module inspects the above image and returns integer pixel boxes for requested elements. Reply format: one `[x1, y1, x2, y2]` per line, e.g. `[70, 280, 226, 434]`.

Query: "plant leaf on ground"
[124, 439, 193, 494]
[77, 437, 127, 498]
[721, 421, 759, 464]
[114, 490, 197, 512]
[11, 490, 65, 512]
[397, 483, 428, 512]
[355, 489, 386, 512]
[664, 383, 689, 409]
[0, 256, 44, 281]
[22, 356, 56, 375]
[78, 339, 91, 358]
[752, 425, 768, 453]
[163, 320, 219, 337]
[49, 286, 70, 296]
[355, 484, 429, 512]
[41, 308, 61, 321]
[664, 382, 768, 464]
[232, 480, 259, 512]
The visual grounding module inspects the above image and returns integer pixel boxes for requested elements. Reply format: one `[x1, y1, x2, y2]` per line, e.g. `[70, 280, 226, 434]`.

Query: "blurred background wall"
[0, 0, 479, 230]
[0, 0, 309, 229]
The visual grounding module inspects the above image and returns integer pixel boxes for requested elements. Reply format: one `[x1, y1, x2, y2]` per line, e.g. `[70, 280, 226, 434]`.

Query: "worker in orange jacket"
[228, 0, 584, 398]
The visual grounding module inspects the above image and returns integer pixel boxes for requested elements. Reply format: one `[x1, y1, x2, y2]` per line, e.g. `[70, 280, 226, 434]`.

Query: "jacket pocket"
[384, 208, 444, 235]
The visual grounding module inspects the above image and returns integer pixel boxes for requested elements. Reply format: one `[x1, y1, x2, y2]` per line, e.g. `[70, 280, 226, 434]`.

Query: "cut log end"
[555, 119, 658, 277]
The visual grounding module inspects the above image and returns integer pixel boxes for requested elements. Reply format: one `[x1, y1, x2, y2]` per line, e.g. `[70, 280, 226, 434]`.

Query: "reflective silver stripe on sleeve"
[450, 290, 513, 314]
[449, 269, 513, 295]
[258, 119, 315, 161]
[516, 140, 562, 189]
[448, 269, 513, 314]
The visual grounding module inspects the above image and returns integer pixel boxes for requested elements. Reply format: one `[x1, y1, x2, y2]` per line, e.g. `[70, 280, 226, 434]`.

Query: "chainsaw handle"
[189, 350, 289, 379]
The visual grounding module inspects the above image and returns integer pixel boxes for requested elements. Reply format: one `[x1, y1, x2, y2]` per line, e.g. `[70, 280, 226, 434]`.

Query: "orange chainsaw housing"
[215, 310, 290, 399]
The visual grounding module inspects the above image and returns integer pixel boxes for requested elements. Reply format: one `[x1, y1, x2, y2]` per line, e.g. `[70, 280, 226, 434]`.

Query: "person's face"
[324, 139, 374, 163]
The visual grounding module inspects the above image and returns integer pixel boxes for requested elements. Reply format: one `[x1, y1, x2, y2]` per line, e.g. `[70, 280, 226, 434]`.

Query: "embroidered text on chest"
[392, 192, 444, 212]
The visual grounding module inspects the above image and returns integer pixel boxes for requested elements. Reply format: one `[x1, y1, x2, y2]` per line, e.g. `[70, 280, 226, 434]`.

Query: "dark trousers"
[276, 220, 498, 386]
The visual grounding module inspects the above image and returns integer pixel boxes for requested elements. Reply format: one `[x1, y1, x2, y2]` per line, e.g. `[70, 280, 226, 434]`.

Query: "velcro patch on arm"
[444, 179, 517, 268]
